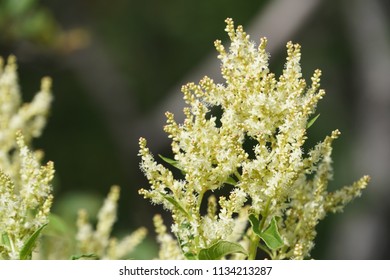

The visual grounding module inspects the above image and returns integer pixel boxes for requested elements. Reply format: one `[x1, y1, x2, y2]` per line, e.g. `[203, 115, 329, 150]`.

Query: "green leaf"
[158, 154, 186, 175]
[158, 154, 181, 169]
[19, 223, 48, 260]
[5, 0, 35, 16]
[225, 176, 237, 185]
[307, 114, 320, 129]
[1, 232, 11, 247]
[198, 240, 247, 260]
[71, 253, 98, 260]
[248, 214, 262, 235]
[160, 193, 190, 218]
[249, 215, 283, 251]
[184, 252, 198, 260]
[258, 217, 284, 250]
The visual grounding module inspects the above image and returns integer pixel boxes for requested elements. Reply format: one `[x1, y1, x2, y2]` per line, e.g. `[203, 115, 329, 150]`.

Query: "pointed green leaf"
[158, 154, 186, 175]
[249, 215, 284, 251]
[248, 214, 262, 236]
[307, 114, 320, 129]
[225, 176, 237, 186]
[160, 193, 190, 218]
[198, 240, 247, 260]
[19, 223, 48, 260]
[159, 154, 181, 169]
[259, 217, 283, 250]
[1, 232, 11, 247]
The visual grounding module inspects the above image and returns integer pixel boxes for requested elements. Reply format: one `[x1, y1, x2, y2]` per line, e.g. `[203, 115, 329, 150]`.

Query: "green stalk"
[194, 190, 206, 251]
[234, 169, 242, 181]
[248, 198, 272, 260]
[248, 232, 260, 260]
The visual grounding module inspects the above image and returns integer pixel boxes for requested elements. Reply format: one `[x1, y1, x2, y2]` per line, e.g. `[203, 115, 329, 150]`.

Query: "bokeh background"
[1, 0, 389, 259]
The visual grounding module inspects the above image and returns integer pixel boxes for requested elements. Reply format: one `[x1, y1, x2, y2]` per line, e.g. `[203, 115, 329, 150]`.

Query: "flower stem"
[248, 231, 260, 260]
[248, 198, 272, 260]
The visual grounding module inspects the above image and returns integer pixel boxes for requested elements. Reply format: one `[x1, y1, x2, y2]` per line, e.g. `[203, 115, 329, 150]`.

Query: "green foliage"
[19, 224, 48, 260]
[307, 114, 320, 129]
[159, 154, 180, 168]
[160, 193, 190, 219]
[1, 233, 12, 250]
[0, 0, 59, 44]
[198, 240, 247, 260]
[71, 253, 98, 260]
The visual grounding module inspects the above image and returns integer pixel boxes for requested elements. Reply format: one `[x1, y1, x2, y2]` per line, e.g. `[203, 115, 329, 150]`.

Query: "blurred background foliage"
[1, 0, 389, 259]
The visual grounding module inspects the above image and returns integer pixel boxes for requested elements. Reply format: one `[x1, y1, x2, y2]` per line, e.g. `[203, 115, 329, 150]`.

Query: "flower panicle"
[138, 18, 369, 260]
[76, 185, 146, 260]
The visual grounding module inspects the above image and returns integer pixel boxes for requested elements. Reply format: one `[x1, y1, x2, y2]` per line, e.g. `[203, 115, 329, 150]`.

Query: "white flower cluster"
[0, 56, 54, 259]
[139, 18, 369, 259]
[76, 185, 147, 259]
[0, 56, 147, 260]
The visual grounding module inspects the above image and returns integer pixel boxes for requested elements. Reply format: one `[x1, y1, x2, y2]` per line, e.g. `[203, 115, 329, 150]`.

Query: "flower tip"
[139, 137, 146, 145]
[362, 175, 371, 183]
[7, 55, 17, 65]
[15, 130, 26, 146]
[109, 185, 121, 201]
[331, 129, 341, 139]
[225, 17, 233, 24]
[41, 77, 52, 91]
[259, 37, 268, 48]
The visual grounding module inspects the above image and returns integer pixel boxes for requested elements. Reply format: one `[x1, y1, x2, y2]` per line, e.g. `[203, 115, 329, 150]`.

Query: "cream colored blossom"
[0, 133, 54, 259]
[76, 185, 147, 259]
[139, 18, 369, 259]
[153, 214, 183, 260]
[0, 56, 52, 164]
[0, 56, 54, 259]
